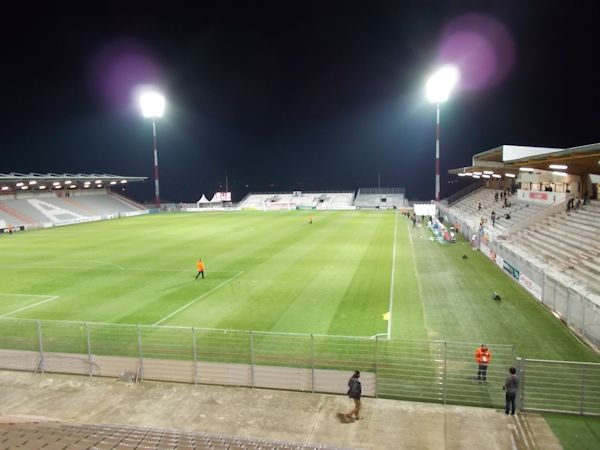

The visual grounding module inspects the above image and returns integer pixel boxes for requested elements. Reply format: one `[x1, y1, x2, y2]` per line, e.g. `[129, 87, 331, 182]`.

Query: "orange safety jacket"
[475, 347, 491, 365]
[196, 261, 205, 271]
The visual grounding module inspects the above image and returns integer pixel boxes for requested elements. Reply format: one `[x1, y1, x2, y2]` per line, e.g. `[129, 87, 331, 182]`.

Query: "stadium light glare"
[21, 186, 28, 190]
[53, 182, 60, 186]
[110, 181, 117, 185]
[425, 65, 459, 202]
[483, 170, 494, 175]
[505, 173, 516, 178]
[549, 164, 568, 170]
[482, 174, 491, 178]
[65, 180, 72, 184]
[1, 186, 9, 191]
[473, 171, 482, 175]
[84, 185, 90, 189]
[464, 173, 473, 176]
[457, 173, 466, 177]
[16, 182, 24, 187]
[95, 180, 102, 184]
[139, 89, 166, 207]
[39, 185, 47, 190]
[472, 175, 481, 179]
[70, 184, 76, 189]
[29, 180, 37, 185]
[120, 180, 127, 184]
[552, 171, 568, 176]
[492, 174, 502, 178]
[519, 167, 534, 172]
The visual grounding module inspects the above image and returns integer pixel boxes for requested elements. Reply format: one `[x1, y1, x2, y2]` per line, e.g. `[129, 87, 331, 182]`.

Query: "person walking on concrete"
[475, 344, 492, 382]
[503, 367, 519, 415]
[346, 370, 362, 420]
[195, 259, 205, 280]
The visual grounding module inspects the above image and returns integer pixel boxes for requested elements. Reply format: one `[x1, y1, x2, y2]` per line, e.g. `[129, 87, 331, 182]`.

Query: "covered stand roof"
[449, 143, 600, 178]
[0, 173, 146, 193]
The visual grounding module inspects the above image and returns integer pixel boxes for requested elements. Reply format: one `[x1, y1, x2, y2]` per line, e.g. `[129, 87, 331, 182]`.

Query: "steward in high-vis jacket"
[474, 344, 492, 382]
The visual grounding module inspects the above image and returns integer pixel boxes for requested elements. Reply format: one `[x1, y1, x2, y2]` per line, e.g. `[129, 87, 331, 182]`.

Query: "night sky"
[2, 1, 599, 202]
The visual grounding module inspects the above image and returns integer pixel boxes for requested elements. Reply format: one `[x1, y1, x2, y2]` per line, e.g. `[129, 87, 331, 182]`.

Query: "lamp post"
[425, 65, 459, 202]
[140, 91, 165, 207]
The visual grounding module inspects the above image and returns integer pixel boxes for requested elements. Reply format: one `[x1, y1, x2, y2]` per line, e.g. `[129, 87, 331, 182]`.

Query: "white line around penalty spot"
[153, 271, 245, 326]
[0, 295, 60, 318]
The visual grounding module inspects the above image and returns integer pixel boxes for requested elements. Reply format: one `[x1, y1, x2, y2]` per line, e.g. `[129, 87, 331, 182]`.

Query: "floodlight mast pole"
[152, 118, 160, 207]
[435, 103, 441, 202]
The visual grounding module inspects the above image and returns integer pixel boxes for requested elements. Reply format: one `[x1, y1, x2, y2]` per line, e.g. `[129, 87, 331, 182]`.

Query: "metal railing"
[0, 317, 598, 415]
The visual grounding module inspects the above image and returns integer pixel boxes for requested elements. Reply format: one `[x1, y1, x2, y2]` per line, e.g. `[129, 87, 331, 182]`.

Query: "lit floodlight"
[492, 174, 502, 178]
[65, 180, 72, 184]
[426, 65, 460, 104]
[110, 181, 117, 185]
[95, 180, 102, 184]
[1, 186, 9, 190]
[70, 185, 76, 189]
[464, 173, 473, 176]
[458, 173, 466, 177]
[519, 167, 534, 172]
[472, 175, 481, 179]
[549, 164, 568, 170]
[39, 185, 47, 189]
[53, 181, 60, 186]
[84, 185, 90, 189]
[16, 182, 23, 187]
[482, 174, 491, 178]
[29, 180, 37, 185]
[483, 170, 494, 175]
[140, 91, 165, 118]
[473, 171, 482, 175]
[505, 173, 516, 178]
[121, 180, 127, 184]
[21, 186, 28, 190]
[553, 171, 568, 176]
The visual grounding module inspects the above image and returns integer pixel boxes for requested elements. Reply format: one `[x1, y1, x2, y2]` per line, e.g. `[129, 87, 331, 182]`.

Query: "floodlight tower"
[140, 91, 165, 207]
[425, 65, 459, 202]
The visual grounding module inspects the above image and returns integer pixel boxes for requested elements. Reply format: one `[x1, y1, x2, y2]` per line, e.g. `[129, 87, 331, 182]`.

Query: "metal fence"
[0, 317, 598, 415]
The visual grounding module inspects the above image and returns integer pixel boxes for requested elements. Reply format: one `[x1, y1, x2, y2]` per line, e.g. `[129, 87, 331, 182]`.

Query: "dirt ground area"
[0, 370, 562, 449]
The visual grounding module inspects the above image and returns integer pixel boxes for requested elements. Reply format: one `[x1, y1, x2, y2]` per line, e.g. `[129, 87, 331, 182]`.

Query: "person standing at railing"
[503, 367, 519, 415]
[475, 344, 492, 382]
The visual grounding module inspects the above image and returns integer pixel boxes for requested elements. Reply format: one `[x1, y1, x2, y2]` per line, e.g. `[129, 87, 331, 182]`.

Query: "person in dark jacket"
[345, 370, 362, 420]
[503, 367, 519, 415]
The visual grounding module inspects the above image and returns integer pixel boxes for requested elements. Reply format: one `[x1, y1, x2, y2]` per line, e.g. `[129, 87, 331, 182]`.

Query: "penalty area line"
[153, 271, 245, 326]
[0, 295, 60, 318]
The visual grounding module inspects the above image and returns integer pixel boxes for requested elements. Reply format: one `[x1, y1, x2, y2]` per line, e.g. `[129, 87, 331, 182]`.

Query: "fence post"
[192, 327, 198, 385]
[310, 334, 315, 394]
[85, 323, 92, 377]
[36, 320, 44, 374]
[443, 341, 447, 405]
[137, 325, 144, 381]
[250, 330, 255, 389]
[516, 358, 524, 412]
[375, 336, 379, 398]
[579, 364, 586, 415]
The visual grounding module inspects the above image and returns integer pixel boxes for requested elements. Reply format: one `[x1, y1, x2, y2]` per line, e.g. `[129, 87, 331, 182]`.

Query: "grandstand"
[444, 142, 600, 349]
[238, 191, 355, 210]
[0, 173, 146, 231]
[354, 187, 407, 209]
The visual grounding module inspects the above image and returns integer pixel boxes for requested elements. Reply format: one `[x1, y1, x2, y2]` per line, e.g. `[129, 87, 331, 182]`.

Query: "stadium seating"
[504, 200, 600, 292]
[0, 191, 144, 228]
[0, 421, 344, 450]
[354, 188, 406, 208]
[238, 192, 355, 210]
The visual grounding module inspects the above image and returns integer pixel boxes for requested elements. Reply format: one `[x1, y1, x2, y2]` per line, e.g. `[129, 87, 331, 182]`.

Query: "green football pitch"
[0, 210, 597, 362]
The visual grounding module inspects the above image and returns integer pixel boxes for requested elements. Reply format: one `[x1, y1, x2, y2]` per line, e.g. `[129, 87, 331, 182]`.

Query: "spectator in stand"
[495, 192, 499, 202]
[474, 344, 492, 382]
[478, 202, 481, 211]
[491, 211, 496, 227]
[575, 198, 581, 210]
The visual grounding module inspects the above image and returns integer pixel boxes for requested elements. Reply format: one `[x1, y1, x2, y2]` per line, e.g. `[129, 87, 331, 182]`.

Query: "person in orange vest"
[475, 344, 492, 382]
[195, 259, 205, 280]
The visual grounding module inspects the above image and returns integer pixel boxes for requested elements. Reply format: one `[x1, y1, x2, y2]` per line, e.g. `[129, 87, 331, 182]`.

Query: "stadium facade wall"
[1, 318, 598, 415]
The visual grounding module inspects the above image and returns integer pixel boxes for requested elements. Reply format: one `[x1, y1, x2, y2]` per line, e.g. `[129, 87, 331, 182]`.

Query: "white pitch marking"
[0, 295, 60, 318]
[153, 272, 245, 326]
[387, 210, 398, 339]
